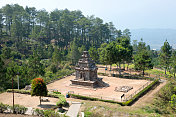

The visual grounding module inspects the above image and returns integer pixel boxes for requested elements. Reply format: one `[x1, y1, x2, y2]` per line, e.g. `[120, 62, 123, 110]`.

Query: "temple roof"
[75, 51, 97, 70]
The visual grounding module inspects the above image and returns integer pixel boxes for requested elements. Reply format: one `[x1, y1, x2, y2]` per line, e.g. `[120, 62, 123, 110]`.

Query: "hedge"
[0, 102, 27, 114]
[122, 79, 159, 106]
[7, 79, 159, 106]
[7, 89, 31, 94]
[0, 103, 8, 113]
[6, 89, 64, 99]
[68, 93, 124, 106]
[68, 79, 159, 106]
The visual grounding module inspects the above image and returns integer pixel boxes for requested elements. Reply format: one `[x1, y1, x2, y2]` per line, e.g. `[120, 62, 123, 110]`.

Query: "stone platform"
[70, 79, 97, 88]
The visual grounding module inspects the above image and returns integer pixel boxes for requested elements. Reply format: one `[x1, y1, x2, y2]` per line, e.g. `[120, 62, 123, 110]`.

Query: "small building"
[70, 51, 100, 88]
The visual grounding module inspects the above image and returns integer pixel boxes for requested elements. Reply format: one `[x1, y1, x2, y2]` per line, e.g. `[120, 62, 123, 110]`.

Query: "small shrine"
[70, 51, 101, 88]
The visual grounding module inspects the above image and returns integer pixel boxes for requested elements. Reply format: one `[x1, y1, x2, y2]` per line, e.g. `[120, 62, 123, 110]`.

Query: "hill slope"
[131, 28, 176, 50]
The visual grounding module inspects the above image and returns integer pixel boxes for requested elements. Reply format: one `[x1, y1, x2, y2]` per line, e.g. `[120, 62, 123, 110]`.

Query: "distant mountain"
[130, 29, 176, 50]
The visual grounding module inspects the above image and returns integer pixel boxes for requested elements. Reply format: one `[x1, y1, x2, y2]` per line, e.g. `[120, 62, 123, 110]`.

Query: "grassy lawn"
[81, 100, 160, 117]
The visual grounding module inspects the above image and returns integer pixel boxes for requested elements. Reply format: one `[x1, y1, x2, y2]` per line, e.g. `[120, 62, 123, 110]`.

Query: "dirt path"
[132, 80, 167, 107]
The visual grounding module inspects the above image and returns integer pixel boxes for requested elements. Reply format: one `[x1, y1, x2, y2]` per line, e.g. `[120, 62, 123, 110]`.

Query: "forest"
[0, 4, 175, 115]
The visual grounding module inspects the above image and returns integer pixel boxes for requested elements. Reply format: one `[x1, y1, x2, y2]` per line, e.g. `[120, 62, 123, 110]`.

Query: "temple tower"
[70, 51, 99, 88]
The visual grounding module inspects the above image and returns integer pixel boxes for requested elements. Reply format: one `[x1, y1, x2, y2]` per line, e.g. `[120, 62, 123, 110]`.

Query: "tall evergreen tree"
[52, 47, 61, 64]
[88, 46, 99, 63]
[28, 50, 45, 78]
[134, 41, 153, 76]
[159, 40, 172, 74]
[68, 40, 80, 64]
[170, 50, 176, 78]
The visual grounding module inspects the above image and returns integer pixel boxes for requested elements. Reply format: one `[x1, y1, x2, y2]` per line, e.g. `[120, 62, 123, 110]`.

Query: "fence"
[68, 80, 156, 102]
[123, 81, 152, 101]
[68, 91, 121, 102]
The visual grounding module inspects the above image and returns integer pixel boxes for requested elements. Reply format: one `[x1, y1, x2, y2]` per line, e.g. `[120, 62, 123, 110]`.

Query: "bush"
[34, 108, 60, 117]
[0, 103, 8, 113]
[68, 93, 123, 105]
[6, 89, 64, 99]
[56, 95, 68, 108]
[122, 79, 159, 106]
[7, 89, 30, 94]
[9, 104, 27, 114]
[53, 91, 61, 94]
[43, 69, 74, 84]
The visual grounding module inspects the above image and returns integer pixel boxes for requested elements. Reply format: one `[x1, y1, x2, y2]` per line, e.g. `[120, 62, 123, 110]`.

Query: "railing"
[123, 81, 152, 101]
[68, 79, 158, 102]
[69, 92, 121, 102]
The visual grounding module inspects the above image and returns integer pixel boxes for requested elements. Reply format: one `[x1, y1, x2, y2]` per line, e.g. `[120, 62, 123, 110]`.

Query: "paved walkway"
[66, 102, 81, 117]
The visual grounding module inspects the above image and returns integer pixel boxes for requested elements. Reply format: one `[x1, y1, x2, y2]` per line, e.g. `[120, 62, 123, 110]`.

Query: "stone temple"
[70, 51, 102, 88]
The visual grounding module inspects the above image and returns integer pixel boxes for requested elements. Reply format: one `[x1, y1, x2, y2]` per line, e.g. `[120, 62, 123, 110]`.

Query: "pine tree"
[159, 40, 172, 74]
[134, 41, 153, 76]
[170, 50, 176, 78]
[28, 51, 45, 78]
[68, 40, 80, 64]
[88, 46, 99, 63]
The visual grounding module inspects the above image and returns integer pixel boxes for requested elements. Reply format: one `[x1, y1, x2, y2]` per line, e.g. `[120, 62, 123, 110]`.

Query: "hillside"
[131, 28, 176, 50]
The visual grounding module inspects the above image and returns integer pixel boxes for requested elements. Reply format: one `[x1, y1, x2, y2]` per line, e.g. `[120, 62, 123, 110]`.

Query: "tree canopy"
[134, 41, 153, 76]
[31, 78, 48, 105]
[159, 40, 172, 74]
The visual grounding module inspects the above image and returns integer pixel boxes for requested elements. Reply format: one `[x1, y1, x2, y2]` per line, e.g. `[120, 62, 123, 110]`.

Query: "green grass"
[145, 68, 174, 78]
[145, 69, 164, 76]
[110, 64, 135, 69]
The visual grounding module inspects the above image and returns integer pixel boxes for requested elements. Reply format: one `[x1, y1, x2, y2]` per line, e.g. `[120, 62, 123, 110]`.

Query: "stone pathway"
[66, 102, 81, 117]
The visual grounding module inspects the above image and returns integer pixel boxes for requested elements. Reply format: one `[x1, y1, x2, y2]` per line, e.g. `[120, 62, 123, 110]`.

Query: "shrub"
[56, 95, 68, 108]
[68, 93, 123, 105]
[0, 103, 8, 113]
[7, 89, 30, 94]
[9, 104, 27, 114]
[170, 94, 176, 110]
[31, 78, 48, 105]
[34, 108, 60, 117]
[53, 91, 61, 94]
[122, 79, 159, 106]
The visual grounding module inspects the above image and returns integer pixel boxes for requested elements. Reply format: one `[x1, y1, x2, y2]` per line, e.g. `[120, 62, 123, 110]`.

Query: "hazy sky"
[1, 0, 176, 30]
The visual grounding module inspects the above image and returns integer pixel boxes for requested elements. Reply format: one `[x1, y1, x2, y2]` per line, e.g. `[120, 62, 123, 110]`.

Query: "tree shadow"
[38, 104, 57, 109]
[96, 77, 110, 89]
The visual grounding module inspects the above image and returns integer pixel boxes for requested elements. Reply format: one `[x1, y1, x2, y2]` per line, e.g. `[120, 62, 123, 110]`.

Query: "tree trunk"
[109, 65, 112, 75]
[165, 68, 167, 75]
[143, 70, 145, 76]
[127, 63, 129, 71]
[119, 63, 121, 75]
[116, 64, 118, 75]
[123, 63, 125, 70]
[174, 73, 175, 79]
[39, 96, 41, 105]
